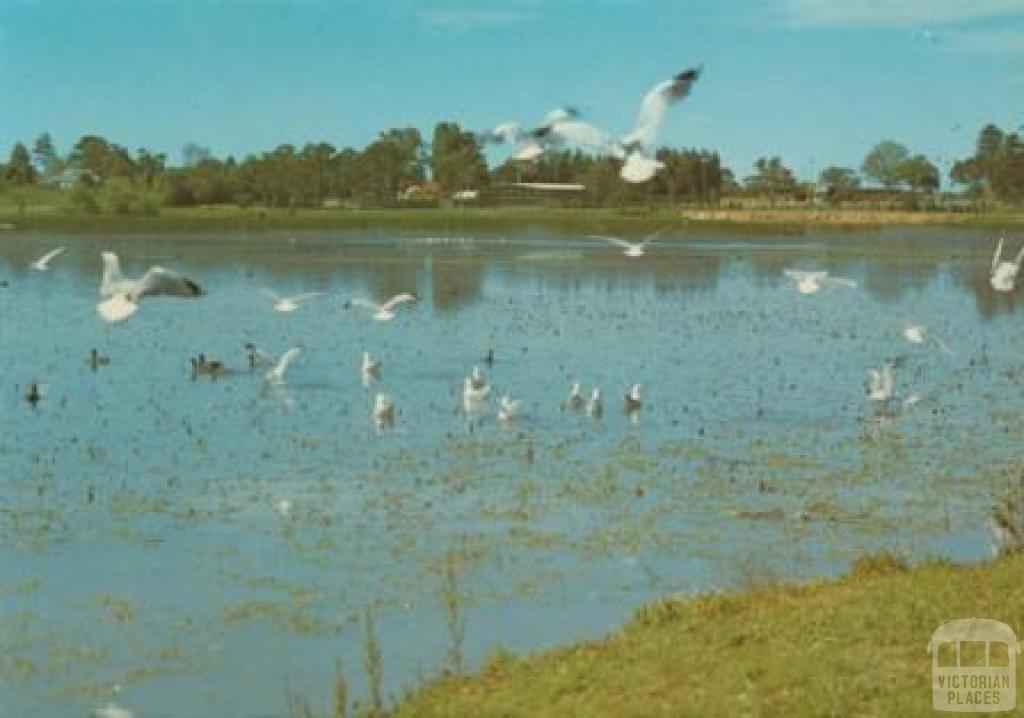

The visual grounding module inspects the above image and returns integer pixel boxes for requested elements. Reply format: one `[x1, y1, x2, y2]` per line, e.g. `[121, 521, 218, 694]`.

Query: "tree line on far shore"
[1, 121, 1022, 216]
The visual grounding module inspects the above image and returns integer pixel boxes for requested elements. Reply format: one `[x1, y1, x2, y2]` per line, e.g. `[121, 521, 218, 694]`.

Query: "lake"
[1, 226, 1021, 717]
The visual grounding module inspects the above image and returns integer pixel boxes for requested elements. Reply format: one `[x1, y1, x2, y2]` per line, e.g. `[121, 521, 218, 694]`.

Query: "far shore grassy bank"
[392, 553, 1024, 717]
[2, 205, 1023, 236]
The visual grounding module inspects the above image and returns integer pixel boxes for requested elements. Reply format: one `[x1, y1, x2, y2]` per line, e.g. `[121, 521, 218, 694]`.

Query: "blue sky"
[1, 0, 1023, 183]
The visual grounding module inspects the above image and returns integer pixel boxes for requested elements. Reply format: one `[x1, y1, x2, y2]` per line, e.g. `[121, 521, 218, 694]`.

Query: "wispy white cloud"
[418, 7, 537, 32]
[781, 0, 1024, 27]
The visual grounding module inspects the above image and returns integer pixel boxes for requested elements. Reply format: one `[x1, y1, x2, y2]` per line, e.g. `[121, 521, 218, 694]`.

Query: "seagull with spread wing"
[96, 251, 202, 322]
[32, 246, 66, 271]
[588, 228, 668, 257]
[990, 237, 1024, 292]
[783, 269, 857, 295]
[264, 347, 303, 385]
[482, 67, 702, 184]
[618, 66, 703, 182]
[347, 292, 418, 321]
[479, 107, 581, 162]
[261, 289, 323, 313]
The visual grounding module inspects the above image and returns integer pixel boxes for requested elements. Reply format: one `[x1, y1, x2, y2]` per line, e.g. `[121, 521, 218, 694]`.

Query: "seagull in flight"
[261, 289, 323, 313]
[264, 347, 303, 385]
[990, 238, 1024, 292]
[483, 66, 702, 183]
[783, 269, 857, 295]
[90, 703, 134, 718]
[479, 107, 580, 162]
[347, 293, 418, 321]
[96, 251, 202, 322]
[32, 246, 66, 271]
[589, 229, 667, 258]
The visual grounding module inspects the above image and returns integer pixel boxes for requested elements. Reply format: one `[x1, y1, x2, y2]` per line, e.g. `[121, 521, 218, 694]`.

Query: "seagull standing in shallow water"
[347, 293, 418, 321]
[624, 384, 643, 412]
[362, 351, 380, 376]
[498, 394, 521, 423]
[587, 388, 603, 419]
[374, 393, 395, 428]
[783, 269, 857, 295]
[903, 322, 951, 354]
[566, 382, 585, 410]
[32, 246, 66, 271]
[866, 363, 895, 402]
[470, 365, 488, 391]
[463, 375, 491, 405]
[990, 238, 1024, 292]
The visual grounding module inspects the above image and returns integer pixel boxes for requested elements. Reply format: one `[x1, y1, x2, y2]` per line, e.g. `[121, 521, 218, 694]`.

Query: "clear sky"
[2, 0, 1023, 183]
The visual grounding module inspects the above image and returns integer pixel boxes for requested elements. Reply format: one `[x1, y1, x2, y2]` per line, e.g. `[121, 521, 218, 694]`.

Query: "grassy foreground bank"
[2, 204, 1024, 236]
[394, 554, 1024, 717]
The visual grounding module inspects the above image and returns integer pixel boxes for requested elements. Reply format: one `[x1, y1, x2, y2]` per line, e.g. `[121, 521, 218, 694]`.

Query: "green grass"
[2, 187, 1022, 235]
[394, 552, 1024, 717]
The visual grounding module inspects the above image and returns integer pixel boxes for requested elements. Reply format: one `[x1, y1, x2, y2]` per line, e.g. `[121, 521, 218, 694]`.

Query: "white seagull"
[989, 238, 1024, 292]
[783, 269, 857, 295]
[374, 393, 395, 426]
[589, 229, 667, 258]
[498, 394, 521, 423]
[481, 107, 580, 162]
[903, 322, 951, 354]
[586, 388, 603, 418]
[484, 67, 702, 183]
[470, 365, 488, 391]
[32, 246, 66, 271]
[463, 375, 491, 405]
[262, 289, 323, 313]
[264, 347, 303, 385]
[90, 703, 134, 718]
[866, 363, 895, 402]
[348, 293, 418, 321]
[624, 384, 643, 412]
[566, 382, 585, 410]
[96, 251, 202, 322]
[361, 351, 380, 376]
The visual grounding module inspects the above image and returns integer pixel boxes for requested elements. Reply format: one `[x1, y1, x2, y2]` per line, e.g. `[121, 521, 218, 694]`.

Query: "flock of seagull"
[22, 242, 649, 430]
[480, 66, 703, 184]
[21, 234, 1024, 426]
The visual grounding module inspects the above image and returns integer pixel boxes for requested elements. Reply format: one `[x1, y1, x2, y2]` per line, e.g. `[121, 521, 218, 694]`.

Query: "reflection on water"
[0, 226, 1020, 718]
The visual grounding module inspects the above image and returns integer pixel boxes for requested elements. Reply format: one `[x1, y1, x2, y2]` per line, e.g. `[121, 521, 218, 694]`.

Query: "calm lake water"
[1, 226, 1021, 717]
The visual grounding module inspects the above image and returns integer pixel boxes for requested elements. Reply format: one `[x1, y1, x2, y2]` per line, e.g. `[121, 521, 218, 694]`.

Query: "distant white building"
[41, 168, 99, 189]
